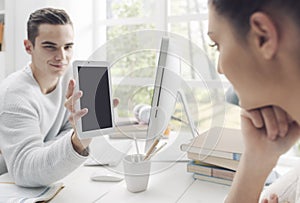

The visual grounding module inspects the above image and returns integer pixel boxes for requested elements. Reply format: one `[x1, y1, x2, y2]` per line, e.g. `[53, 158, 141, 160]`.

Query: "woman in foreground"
[207, 1, 300, 202]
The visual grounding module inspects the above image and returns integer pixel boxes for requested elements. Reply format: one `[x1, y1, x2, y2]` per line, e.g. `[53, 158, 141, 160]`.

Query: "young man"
[207, 0, 300, 202]
[0, 8, 90, 187]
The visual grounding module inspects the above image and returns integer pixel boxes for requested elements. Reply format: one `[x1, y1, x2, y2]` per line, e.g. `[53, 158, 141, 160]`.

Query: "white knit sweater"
[0, 64, 87, 187]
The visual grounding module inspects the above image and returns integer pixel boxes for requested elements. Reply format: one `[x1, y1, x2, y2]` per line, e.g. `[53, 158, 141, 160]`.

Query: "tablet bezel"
[73, 60, 115, 139]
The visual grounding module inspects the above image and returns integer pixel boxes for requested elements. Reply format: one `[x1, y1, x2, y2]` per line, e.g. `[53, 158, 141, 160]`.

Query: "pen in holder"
[133, 135, 141, 162]
[145, 142, 167, 161]
[144, 136, 161, 160]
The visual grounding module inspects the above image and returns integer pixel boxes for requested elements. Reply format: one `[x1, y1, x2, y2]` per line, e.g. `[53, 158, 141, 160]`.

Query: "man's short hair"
[27, 8, 73, 46]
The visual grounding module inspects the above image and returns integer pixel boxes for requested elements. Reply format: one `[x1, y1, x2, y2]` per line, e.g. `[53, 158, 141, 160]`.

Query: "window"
[88, 0, 229, 130]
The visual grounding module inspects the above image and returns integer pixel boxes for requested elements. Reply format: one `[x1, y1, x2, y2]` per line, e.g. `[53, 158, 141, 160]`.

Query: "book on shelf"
[180, 127, 243, 160]
[193, 173, 233, 186]
[0, 22, 4, 51]
[187, 160, 235, 181]
[187, 151, 239, 171]
[0, 181, 64, 203]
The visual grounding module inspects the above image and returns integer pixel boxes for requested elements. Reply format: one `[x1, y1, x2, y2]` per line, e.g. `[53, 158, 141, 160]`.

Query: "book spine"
[187, 152, 239, 171]
[187, 162, 235, 181]
[187, 164, 211, 176]
[193, 173, 232, 186]
[212, 168, 235, 180]
[181, 145, 241, 160]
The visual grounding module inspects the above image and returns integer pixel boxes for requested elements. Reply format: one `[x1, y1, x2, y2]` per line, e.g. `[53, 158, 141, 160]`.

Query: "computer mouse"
[90, 172, 124, 182]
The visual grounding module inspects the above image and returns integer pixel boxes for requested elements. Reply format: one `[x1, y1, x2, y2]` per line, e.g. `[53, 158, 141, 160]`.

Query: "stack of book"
[180, 127, 244, 186]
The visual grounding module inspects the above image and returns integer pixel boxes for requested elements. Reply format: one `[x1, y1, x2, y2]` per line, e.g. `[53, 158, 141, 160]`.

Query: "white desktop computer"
[144, 37, 198, 162]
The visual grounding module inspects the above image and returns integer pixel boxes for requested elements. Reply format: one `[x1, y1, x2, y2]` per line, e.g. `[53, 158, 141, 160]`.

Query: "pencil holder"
[123, 154, 151, 193]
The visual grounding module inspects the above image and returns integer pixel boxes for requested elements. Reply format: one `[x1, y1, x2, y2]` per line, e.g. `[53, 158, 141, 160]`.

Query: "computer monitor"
[145, 37, 197, 153]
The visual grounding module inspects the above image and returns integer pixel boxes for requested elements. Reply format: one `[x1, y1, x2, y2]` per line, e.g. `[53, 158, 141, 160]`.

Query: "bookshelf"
[0, 0, 4, 80]
[0, 0, 4, 51]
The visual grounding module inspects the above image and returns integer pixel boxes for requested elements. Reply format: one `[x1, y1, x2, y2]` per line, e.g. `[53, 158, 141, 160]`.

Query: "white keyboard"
[84, 137, 132, 166]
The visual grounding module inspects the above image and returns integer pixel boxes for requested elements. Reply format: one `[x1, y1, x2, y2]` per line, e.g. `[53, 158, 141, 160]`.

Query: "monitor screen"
[78, 66, 113, 132]
[145, 37, 181, 151]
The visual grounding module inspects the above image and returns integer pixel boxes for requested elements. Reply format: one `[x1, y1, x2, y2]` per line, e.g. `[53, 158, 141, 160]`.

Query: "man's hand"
[113, 97, 120, 108]
[65, 79, 88, 128]
[64, 79, 90, 154]
[64, 80, 120, 155]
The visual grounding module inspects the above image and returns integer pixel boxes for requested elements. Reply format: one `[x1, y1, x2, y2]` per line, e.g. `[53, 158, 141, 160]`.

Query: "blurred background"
[0, 0, 237, 133]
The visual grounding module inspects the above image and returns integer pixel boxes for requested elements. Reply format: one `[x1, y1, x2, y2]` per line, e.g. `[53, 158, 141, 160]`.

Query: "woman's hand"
[261, 194, 281, 203]
[241, 106, 300, 163]
[225, 106, 299, 203]
[242, 106, 293, 140]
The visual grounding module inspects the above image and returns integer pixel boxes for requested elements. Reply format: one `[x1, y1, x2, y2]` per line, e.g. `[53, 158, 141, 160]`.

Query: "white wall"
[14, 1, 46, 71]
[5, 0, 98, 76]
[45, 0, 95, 61]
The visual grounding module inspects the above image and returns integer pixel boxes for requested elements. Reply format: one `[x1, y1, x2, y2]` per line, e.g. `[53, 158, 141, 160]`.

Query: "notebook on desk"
[0, 173, 64, 203]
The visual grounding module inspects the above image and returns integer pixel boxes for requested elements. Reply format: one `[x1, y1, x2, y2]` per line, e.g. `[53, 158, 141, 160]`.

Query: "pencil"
[146, 142, 167, 160]
[0, 182, 15, 184]
[133, 135, 141, 162]
[144, 138, 160, 160]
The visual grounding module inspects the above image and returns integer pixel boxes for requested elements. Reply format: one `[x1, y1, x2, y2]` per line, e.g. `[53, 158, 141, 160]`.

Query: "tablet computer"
[73, 60, 114, 138]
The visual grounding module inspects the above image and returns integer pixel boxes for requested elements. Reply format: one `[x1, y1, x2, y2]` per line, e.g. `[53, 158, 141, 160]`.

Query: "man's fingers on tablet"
[73, 109, 88, 121]
[113, 98, 120, 108]
[64, 91, 82, 112]
[64, 98, 75, 112]
[273, 106, 288, 137]
[66, 79, 75, 99]
[68, 109, 88, 125]
[73, 91, 82, 101]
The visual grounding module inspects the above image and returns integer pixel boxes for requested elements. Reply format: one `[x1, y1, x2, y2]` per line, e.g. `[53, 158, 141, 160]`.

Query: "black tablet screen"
[78, 66, 113, 132]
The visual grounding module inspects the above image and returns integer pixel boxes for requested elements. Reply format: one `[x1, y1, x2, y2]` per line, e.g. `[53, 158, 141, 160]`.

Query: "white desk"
[50, 161, 229, 203]
[50, 133, 230, 203]
[0, 132, 229, 202]
[2, 133, 297, 202]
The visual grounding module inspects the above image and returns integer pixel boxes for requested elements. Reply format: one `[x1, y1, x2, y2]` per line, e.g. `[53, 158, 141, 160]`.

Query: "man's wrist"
[71, 132, 88, 156]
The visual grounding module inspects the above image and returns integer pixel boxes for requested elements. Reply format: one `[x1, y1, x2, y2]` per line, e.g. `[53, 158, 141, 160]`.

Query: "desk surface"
[50, 162, 229, 203]
[51, 133, 230, 203]
[1, 103, 298, 202]
[0, 133, 230, 202]
[1, 131, 298, 203]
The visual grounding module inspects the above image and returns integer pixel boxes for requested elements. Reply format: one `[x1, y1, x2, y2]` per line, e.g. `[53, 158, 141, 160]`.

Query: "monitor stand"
[150, 89, 197, 162]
